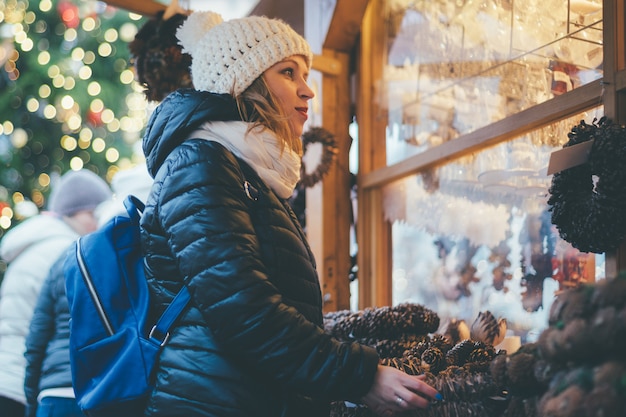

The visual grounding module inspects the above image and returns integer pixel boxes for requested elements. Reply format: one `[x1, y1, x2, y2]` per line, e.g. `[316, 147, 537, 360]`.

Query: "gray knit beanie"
[48, 169, 112, 216]
[176, 11, 312, 97]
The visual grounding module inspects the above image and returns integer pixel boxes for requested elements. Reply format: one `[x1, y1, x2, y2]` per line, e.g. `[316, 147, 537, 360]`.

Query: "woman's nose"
[300, 80, 315, 100]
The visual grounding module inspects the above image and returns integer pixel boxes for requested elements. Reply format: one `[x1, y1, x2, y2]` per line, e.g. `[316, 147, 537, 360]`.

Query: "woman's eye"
[282, 68, 294, 77]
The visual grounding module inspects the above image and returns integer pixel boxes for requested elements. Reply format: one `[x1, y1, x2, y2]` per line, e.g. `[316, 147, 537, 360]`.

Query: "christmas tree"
[0, 0, 147, 235]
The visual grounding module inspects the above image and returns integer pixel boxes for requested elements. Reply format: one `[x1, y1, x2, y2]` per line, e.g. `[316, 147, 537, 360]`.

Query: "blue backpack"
[64, 195, 191, 417]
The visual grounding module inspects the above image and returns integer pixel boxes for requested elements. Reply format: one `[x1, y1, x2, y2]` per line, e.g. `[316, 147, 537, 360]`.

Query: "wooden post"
[313, 48, 353, 312]
[355, 0, 393, 308]
[602, 0, 626, 277]
[306, 0, 371, 311]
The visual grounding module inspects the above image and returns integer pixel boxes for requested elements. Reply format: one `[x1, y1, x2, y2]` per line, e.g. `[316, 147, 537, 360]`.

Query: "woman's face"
[263, 55, 314, 138]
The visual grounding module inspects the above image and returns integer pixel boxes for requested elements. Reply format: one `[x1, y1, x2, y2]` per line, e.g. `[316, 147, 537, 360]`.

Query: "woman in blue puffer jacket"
[140, 11, 440, 417]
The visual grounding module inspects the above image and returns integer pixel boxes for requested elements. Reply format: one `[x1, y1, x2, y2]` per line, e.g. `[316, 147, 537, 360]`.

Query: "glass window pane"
[383, 0, 603, 165]
[384, 108, 605, 343]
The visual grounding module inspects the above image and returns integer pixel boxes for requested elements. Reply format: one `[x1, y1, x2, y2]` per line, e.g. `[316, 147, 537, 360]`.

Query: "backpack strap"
[149, 286, 191, 345]
[123, 195, 145, 222]
[122, 195, 192, 346]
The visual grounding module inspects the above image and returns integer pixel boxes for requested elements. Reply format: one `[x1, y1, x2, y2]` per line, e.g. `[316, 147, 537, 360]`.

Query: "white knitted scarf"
[189, 121, 301, 199]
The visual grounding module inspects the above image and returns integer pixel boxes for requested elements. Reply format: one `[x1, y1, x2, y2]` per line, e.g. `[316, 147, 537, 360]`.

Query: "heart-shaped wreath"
[300, 127, 339, 188]
[547, 117, 626, 253]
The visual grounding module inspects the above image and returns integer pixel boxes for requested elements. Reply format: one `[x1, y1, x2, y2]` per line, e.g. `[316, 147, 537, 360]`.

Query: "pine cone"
[421, 347, 445, 374]
[446, 339, 476, 366]
[470, 311, 507, 346]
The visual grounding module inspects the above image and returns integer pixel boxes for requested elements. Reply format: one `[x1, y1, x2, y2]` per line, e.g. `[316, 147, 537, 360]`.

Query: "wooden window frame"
[353, 0, 626, 308]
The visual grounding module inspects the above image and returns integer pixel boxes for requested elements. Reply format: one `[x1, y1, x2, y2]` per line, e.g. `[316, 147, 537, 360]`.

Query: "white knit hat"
[176, 11, 312, 97]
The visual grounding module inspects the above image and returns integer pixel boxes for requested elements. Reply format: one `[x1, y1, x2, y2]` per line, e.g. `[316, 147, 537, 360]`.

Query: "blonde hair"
[235, 77, 302, 155]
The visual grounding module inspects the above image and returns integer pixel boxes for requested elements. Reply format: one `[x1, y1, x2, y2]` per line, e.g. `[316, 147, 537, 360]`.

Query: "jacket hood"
[142, 89, 241, 177]
[0, 214, 77, 262]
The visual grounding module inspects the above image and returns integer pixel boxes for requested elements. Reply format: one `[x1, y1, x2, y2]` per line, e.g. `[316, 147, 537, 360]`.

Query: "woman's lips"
[296, 107, 308, 121]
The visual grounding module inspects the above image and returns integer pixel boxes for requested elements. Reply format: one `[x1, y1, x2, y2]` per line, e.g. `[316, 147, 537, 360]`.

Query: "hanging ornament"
[86, 108, 103, 127]
[549, 60, 578, 96]
[58, 0, 80, 29]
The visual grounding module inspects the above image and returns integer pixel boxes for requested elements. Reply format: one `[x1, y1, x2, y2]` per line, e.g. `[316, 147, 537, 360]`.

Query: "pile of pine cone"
[323, 303, 440, 358]
[325, 303, 506, 417]
[490, 275, 626, 417]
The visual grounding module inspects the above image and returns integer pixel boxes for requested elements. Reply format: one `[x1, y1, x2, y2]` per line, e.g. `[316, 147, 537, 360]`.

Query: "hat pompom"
[177, 11, 223, 54]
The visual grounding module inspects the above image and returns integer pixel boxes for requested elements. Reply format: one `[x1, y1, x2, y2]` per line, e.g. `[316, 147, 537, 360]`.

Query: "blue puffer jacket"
[140, 90, 379, 417]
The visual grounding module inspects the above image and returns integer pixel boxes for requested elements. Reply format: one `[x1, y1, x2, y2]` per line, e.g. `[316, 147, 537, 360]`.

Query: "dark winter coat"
[140, 89, 379, 417]
[23, 248, 75, 417]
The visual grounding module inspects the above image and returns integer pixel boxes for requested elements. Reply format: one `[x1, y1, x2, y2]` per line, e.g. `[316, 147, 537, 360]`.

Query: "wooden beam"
[602, 0, 626, 278]
[359, 79, 604, 190]
[356, 0, 392, 308]
[105, 0, 165, 16]
[617, 69, 626, 92]
[318, 48, 353, 313]
[324, 0, 369, 52]
[312, 54, 342, 76]
[250, 0, 304, 34]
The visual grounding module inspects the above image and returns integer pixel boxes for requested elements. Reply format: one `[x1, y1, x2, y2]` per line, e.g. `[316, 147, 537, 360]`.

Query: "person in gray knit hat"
[48, 169, 113, 233]
[137, 10, 439, 417]
[0, 169, 111, 417]
[23, 168, 123, 417]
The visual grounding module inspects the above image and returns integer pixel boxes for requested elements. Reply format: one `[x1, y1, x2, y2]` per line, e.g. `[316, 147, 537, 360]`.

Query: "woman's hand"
[360, 365, 441, 417]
